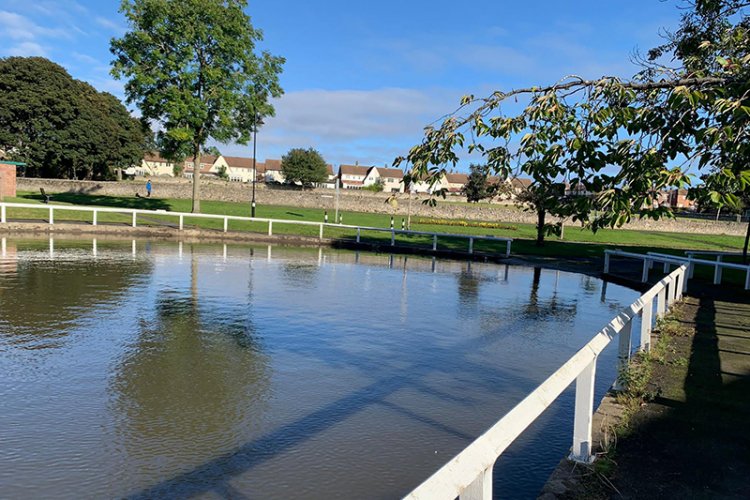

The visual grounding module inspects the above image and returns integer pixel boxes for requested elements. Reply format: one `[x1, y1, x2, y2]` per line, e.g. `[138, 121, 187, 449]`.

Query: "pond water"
[0, 237, 639, 499]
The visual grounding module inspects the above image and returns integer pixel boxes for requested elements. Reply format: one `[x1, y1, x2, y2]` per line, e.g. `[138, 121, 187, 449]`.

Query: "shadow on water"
[612, 287, 750, 498]
[125, 263, 585, 499]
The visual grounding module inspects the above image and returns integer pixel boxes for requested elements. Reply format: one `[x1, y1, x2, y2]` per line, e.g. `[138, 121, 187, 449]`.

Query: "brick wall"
[0, 163, 17, 198]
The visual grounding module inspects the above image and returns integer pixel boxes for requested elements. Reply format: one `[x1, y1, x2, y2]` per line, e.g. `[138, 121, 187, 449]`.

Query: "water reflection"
[110, 246, 270, 491]
[0, 237, 636, 499]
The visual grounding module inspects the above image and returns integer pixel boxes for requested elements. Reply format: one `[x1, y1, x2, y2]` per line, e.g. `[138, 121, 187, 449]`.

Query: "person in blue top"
[146, 179, 152, 197]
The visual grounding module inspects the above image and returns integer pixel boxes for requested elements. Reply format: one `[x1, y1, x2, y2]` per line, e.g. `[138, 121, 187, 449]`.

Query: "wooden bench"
[40, 188, 51, 204]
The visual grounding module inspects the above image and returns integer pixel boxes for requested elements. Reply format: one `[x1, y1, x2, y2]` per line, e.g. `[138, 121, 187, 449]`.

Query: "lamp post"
[251, 110, 257, 218]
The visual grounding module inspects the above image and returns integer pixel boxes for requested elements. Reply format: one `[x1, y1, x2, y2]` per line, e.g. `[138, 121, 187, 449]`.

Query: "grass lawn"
[4, 191, 748, 263]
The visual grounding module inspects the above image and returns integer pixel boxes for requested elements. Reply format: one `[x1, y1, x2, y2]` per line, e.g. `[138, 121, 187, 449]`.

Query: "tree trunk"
[191, 145, 201, 213]
[536, 208, 546, 246]
[743, 216, 749, 264]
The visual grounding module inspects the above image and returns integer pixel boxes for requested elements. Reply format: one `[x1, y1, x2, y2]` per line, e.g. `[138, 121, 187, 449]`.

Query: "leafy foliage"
[0, 57, 148, 180]
[363, 178, 385, 192]
[280, 148, 328, 187]
[111, 0, 284, 211]
[395, 0, 750, 246]
[463, 164, 494, 202]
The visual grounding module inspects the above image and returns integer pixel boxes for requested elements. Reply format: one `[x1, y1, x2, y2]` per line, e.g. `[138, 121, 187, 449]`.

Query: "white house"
[222, 156, 257, 183]
[374, 167, 405, 193]
[262, 159, 285, 183]
[183, 155, 219, 179]
[138, 153, 177, 177]
[318, 164, 338, 189]
[339, 164, 370, 189]
[444, 173, 468, 195]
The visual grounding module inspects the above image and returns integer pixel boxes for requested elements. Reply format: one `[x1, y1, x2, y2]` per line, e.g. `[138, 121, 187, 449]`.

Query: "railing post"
[613, 318, 633, 391]
[663, 261, 670, 273]
[49, 206, 54, 225]
[319, 223, 323, 240]
[391, 229, 395, 246]
[603, 252, 610, 274]
[640, 298, 653, 351]
[356, 227, 361, 243]
[657, 287, 666, 319]
[468, 237, 474, 254]
[745, 268, 750, 291]
[688, 258, 695, 279]
[92, 238, 97, 257]
[505, 240, 511, 258]
[459, 466, 492, 500]
[432, 234, 438, 251]
[268, 220, 273, 236]
[570, 356, 597, 463]
[1, 205, 5, 224]
[132, 212, 137, 228]
[179, 215, 184, 231]
[713, 262, 722, 284]
[641, 258, 650, 282]
[223, 217, 228, 233]
[92, 210, 97, 226]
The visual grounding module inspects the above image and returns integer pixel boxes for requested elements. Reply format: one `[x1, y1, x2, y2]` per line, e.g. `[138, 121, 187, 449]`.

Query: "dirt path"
[609, 288, 750, 499]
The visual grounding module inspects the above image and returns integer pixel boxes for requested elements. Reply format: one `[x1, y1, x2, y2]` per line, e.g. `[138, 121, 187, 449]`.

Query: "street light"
[251, 109, 257, 218]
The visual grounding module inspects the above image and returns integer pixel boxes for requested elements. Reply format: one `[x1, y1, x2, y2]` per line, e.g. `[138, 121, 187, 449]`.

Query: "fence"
[604, 249, 750, 290]
[0, 202, 512, 258]
[405, 264, 687, 499]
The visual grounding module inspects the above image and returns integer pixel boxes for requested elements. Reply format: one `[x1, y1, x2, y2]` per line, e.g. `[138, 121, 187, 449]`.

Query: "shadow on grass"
[612, 289, 750, 498]
[19, 192, 171, 211]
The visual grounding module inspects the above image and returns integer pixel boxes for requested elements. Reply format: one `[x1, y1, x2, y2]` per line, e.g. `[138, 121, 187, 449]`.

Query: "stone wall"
[16, 177, 749, 236]
[0, 163, 17, 198]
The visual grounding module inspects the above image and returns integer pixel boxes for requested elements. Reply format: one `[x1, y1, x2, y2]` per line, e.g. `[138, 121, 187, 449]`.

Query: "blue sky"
[0, 0, 684, 169]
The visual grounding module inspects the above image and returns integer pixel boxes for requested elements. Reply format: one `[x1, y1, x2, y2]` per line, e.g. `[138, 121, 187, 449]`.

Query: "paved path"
[610, 287, 750, 499]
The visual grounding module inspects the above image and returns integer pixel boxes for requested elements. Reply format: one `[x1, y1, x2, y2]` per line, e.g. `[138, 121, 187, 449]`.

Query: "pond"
[0, 237, 639, 499]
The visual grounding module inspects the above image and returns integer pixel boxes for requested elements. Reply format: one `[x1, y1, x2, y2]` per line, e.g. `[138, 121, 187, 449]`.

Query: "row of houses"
[134, 153, 480, 194]
[134, 154, 696, 209]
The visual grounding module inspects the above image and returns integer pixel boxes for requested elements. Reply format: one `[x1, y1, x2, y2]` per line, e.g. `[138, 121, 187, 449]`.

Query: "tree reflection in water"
[110, 245, 270, 486]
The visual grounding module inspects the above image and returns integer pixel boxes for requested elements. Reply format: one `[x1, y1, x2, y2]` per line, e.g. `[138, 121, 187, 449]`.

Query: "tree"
[364, 178, 385, 192]
[463, 164, 494, 202]
[280, 148, 328, 188]
[396, 1, 750, 248]
[0, 57, 148, 179]
[111, 0, 284, 213]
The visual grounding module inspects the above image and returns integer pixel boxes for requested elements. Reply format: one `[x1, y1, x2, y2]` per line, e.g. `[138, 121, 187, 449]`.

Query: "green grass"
[4, 191, 747, 262]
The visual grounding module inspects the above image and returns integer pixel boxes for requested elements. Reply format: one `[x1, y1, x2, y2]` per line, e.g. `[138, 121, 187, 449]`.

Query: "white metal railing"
[604, 248, 750, 290]
[0, 202, 512, 257]
[405, 264, 687, 500]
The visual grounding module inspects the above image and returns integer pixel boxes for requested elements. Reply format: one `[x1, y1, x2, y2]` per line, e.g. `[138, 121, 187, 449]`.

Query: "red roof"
[184, 155, 218, 173]
[339, 164, 371, 177]
[224, 156, 255, 169]
[378, 167, 404, 179]
[445, 173, 468, 184]
[264, 159, 282, 171]
[143, 152, 173, 163]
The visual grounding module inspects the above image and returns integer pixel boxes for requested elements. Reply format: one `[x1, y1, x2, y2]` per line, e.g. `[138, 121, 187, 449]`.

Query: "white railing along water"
[405, 263, 688, 500]
[0, 202, 512, 257]
[604, 248, 750, 290]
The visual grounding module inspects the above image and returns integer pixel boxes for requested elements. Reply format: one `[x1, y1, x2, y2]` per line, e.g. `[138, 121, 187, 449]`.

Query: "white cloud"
[0, 10, 70, 41]
[2, 41, 48, 57]
[95, 16, 126, 35]
[229, 87, 461, 165]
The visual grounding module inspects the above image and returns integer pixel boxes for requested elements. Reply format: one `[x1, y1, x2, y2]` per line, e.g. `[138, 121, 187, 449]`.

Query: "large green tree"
[397, 0, 750, 249]
[280, 148, 328, 188]
[0, 57, 148, 179]
[111, 0, 284, 213]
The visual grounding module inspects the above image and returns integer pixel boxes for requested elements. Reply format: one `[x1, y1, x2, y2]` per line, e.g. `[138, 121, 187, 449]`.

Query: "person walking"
[146, 179, 152, 197]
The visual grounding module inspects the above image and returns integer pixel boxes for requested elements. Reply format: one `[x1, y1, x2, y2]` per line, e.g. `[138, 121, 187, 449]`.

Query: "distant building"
[444, 173, 468, 194]
[339, 164, 370, 189]
[183, 155, 219, 179]
[263, 159, 285, 183]
[318, 164, 337, 189]
[138, 153, 177, 177]
[377, 167, 406, 193]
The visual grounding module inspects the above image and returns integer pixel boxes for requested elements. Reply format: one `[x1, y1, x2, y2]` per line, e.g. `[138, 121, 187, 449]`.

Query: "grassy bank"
[3, 191, 747, 262]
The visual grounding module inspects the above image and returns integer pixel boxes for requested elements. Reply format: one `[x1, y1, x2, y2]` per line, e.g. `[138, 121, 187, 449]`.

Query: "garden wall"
[16, 177, 748, 236]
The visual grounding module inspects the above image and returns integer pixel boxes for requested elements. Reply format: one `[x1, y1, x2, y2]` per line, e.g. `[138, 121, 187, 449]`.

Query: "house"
[139, 152, 177, 177]
[444, 173, 468, 195]
[183, 155, 219, 178]
[263, 159, 285, 183]
[318, 164, 337, 189]
[376, 167, 405, 193]
[339, 164, 370, 189]
[668, 189, 696, 210]
[222, 156, 257, 183]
